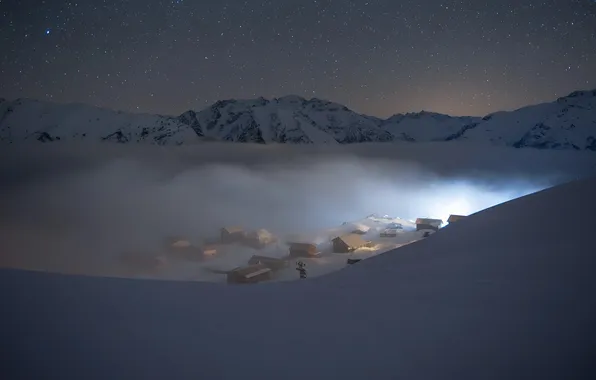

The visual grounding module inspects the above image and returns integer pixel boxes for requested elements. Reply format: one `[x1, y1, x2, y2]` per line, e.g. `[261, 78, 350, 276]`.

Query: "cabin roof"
[447, 214, 466, 223]
[333, 233, 369, 248]
[288, 242, 317, 249]
[221, 226, 244, 234]
[230, 264, 271, 278]
[415, 218, 443, 226]
[248, 255, 285, 264]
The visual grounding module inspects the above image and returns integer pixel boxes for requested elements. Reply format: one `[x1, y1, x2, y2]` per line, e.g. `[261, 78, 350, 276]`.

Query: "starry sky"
[1, 0, 595, 118]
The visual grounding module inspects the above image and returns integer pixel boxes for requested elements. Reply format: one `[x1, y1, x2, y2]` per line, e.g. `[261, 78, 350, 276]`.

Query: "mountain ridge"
[1, 89, 595, 150]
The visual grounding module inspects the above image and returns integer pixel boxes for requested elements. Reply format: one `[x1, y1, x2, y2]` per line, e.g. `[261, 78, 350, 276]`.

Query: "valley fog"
[1, 142, 595, 279]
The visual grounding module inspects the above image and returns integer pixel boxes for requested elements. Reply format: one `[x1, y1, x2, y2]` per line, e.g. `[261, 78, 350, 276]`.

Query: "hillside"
[0, 98, 200, 145]
[454, 90, 596, 150]
[1, 176, 595, 379]
[1, 89, 595, 150]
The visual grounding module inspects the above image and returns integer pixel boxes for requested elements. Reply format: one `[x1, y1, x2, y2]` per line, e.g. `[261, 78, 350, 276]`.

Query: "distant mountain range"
[1, 89, 595, 150]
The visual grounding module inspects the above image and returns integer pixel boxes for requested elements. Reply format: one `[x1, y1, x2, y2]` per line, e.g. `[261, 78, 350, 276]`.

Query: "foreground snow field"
[2, 176, 595, 379]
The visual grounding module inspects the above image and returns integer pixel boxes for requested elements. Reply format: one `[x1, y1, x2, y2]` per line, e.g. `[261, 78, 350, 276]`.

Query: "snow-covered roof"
[447, 214, 467, 223]
[287, 242, 317, 248]
[248, 255, 285, 265]
[333, 233, 369, 248]
[230, 264, 271, 278]
[221, 226, 244, 234]
[415, 218, 443, 226]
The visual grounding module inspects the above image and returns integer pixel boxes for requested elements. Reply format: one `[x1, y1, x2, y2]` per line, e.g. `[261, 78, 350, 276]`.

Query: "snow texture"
[1, 176, 596, 379]
[1, 89, 595, 150]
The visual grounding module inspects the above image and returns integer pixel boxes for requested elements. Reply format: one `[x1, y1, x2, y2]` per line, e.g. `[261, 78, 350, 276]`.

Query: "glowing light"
[430, 197, 475, 224]
[409, 181, 545, 225]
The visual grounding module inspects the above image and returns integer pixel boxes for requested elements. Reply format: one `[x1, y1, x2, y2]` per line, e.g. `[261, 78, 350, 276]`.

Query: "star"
[0, 0, 592, 118]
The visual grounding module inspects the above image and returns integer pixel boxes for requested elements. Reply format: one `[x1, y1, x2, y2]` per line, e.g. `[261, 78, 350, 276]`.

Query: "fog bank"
[1, 142, 595, 278]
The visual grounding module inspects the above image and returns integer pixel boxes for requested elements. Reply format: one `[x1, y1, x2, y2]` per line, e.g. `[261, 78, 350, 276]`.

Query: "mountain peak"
[1, 89, 595, 150]
[557, 88, 596, 103]
[275, 95, 307, 103]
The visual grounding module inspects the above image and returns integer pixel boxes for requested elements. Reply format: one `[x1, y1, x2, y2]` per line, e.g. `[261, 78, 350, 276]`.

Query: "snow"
[2, 176, 596, 379]
[381, 111, 480, 141]
[1, 89, 595, 149]
[460, 90, 596, 149]
[1, 140, 595, 281]
[277, 108, 338, 144]
[0, 98, 200, 145]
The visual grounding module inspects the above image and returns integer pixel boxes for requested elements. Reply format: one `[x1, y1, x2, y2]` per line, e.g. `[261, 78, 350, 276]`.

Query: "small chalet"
[179, 245, 218, 261]
[448, 214, 467, 223]
[415, 218, 443, 232]
[380, 228, 398, 237]
[244, 229, 277, 249]
[351, 226, 370, 235]
[164, 234, 218, 260]
[288, 242, 320, 258]
[164, 236, 191, 250]
[248, 255, 288, 271]
[202, 244, 218, 256]
[332, 233, 372, 253]
[220, 226, 246, 243]
[227, 263, 272, 284]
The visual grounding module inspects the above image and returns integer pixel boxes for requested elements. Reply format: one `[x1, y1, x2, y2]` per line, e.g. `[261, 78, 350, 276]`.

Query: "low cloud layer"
[1, 142, 595, 279]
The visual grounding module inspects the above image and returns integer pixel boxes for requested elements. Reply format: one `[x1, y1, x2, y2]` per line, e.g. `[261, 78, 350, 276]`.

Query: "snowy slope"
[2, 177, 596, 379]
[380, 111, 481, 141]
[0, 98, 201, 145]
[185, 95, 394, 144]
[454, 90, 596, 150]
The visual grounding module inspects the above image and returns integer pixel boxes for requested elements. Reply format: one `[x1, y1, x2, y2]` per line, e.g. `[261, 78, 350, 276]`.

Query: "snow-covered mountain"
[0, 98, 200, 145]
[180, 95, 394, 144]
[380, 110, 481, 142]
[452, 90, 596, 150]
[1, 89, 595, 150]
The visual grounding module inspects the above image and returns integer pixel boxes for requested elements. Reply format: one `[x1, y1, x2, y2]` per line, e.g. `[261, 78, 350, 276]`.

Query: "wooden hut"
[332, 233, 372, 253]
[243, 229, 277, 249]
[248, 255, 288, 271]
[227, 263, 272, 284]
[380, 228, 398, 237]
[202, 244, 218, 256]
[351, 226, 370, 235]
[288, 242, 320, 258]
[415, 218, 443, 232]
[220, 226, 246, 244]
[165, 236, 218, 261]
[164, 236, 192, 250]
[447, 214, 467, 223]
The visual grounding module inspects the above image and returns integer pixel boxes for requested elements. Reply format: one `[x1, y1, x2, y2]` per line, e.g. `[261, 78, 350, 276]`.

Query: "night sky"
[1, 0, 595, 118]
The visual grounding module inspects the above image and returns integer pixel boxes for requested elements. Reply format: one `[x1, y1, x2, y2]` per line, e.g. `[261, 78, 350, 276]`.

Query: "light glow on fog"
[0, 143, 567, 278]
[429, 196, 475, 223]
[343, 173, 545, 227]
[410, 182, 544, 224]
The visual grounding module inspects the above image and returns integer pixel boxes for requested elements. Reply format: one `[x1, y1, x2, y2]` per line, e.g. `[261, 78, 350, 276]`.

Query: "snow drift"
[1, 175, 596, 379]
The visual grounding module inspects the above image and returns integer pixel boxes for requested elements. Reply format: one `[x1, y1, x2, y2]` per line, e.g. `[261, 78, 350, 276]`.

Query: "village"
[117, 214, 468, 284]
